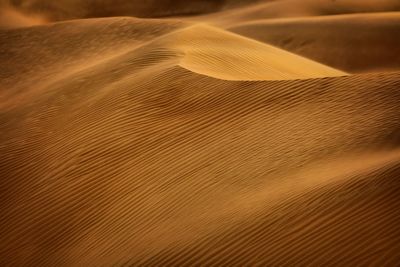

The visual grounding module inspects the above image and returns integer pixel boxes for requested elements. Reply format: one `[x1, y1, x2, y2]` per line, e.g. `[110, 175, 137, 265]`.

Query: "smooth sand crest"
[1, 0, 400, 266]
[165, 24, 347, 80]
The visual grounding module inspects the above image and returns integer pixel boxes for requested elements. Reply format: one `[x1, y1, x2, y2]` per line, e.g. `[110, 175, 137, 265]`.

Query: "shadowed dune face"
[196, 0, 400, 25]
[230, 13, 400, 73]
[7, 0, 400, 25]
[9, 0, 227, 20]
[1, 0, 400, 266]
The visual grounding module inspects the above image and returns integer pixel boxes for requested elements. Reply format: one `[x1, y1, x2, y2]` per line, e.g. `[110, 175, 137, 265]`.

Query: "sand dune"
[8, 0, 230, 20]
[195, 0, 400, 26]
[0, 2, 46, 28]
[230, 12, 400, 73]
[10, 0, 400, 22]
[1, 63, 399, 265]
[1, 0, 400, 266]
[155, 24, 346, 80]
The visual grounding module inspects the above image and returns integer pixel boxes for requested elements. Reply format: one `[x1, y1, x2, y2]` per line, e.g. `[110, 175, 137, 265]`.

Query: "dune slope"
[230, 12, 400, 73]
[1, 48, 400, 264]
[159, 24, 347, 80]
[1, 0, 400, 266]
[196, 0, 400, 26]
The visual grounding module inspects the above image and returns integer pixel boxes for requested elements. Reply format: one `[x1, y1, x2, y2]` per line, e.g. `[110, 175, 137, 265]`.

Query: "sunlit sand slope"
[0, 20, 346, 94]
[166, 24, 346, 80]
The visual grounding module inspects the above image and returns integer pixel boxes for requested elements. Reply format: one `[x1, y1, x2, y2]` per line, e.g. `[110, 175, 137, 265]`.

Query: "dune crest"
[162, 24, 347, 80]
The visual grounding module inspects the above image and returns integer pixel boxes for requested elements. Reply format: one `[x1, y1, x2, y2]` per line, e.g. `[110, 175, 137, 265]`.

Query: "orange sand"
[1, 0, 400, 265]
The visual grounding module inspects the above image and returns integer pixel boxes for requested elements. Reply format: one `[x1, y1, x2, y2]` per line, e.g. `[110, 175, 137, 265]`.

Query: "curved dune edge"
[158, 24, 348, 80]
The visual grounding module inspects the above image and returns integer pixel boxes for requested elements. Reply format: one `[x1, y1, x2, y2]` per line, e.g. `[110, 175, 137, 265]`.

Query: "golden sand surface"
[1, 0, 400, 265]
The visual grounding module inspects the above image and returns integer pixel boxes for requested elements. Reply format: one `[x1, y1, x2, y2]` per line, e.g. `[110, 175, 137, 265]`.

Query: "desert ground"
[1, 0, 400, 266]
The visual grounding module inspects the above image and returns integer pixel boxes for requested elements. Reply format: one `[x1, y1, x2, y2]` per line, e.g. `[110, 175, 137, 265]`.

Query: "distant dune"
[0, 2, 46, 28]
[6, 0, 228, 20]
[230, 12, 400, 73]
[1, 0, 400, 266]
[196, 0, 400, 26]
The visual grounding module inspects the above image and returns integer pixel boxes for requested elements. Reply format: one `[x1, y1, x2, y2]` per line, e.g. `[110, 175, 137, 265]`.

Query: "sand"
[1, 0, 400, 266]
[230, 12, 400, 73]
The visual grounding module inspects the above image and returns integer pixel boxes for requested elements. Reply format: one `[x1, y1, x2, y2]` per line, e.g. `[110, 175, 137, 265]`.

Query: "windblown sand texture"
[1, 0, 400, 266]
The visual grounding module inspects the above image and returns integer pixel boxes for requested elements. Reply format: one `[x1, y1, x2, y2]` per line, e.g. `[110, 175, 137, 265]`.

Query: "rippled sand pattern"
[1, 0, 400, 266]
